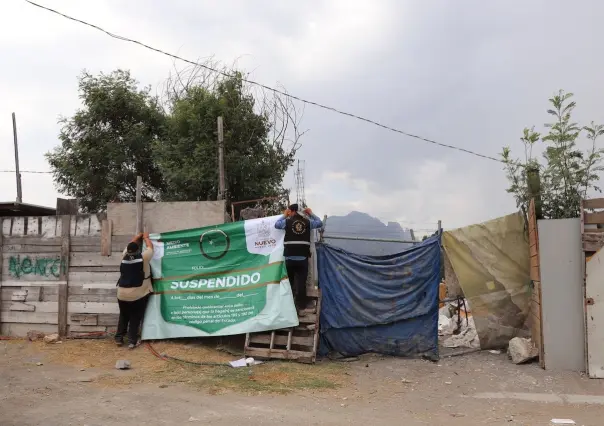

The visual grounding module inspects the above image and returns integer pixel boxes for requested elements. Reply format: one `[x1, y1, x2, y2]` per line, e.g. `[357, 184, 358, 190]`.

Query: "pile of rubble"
[26, 330, 61, 344]
[438, 298, 480, 349]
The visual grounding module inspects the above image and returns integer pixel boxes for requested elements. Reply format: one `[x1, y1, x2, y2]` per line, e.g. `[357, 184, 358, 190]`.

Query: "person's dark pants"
[285, 258, 309, 310]
[115, 295, 149, 345]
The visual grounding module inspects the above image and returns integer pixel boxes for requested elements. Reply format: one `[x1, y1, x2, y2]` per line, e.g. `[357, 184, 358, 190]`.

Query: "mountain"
[322, 211, 415, 255]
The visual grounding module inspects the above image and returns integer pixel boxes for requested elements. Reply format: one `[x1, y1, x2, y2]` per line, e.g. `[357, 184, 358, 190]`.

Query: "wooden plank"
[49, 292, 117, 303]
[584, 198, 604, 210]
[269, 331, 275, 350]
[286, 330, 292, 350]
[101, 220, 112, 256]
[298, 313, 316, 324]
[2, 218, 12, 236]
[68, 286, 116, 296]
[1, 323, 57, 337]
[1, 245, 61, 254]
[9, 302, 35, 312]
[585, 211, 604, 225]
[70, 236, 102, 247]
[25, 287, 41, 302]
[583, 227, 604, 233]
[26, 217, 39, 236]
[2, 301, 118, 314]
[68, 271, 120, 285]
[58, 215, 70, 337]
[89, 214, 103, 235]
[10, 290, 27, 302]
[69, 266, 119, 273]
[69, 325, 109, 333]
[71, 245, 105, 253]
[2, 237, 60, 246]
[243, 347, 313, 363]
[70, 314, 98, 326]
[74, 216, 90, 237]
[70, 253, 123, 267]
[40, 217, 58, 237]
[1, 280, 65, 287]
[11, 218, 24, 236]
[97, 313, 118, 326]
[0, 311, 57, 324]
[67, 294, 117, 303]
[249, 333, 314, 347]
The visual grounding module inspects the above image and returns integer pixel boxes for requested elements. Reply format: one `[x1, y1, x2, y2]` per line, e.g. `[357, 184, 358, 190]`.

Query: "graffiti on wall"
[8, 255, 66, 279]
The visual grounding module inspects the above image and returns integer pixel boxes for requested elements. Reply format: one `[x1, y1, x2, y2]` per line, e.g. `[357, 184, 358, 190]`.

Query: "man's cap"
[126, 242, 139, 254]
[289, 203, 299, 212]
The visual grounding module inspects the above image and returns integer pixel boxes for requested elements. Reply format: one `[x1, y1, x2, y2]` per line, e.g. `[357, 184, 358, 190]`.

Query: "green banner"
[141, 215, 299, 339]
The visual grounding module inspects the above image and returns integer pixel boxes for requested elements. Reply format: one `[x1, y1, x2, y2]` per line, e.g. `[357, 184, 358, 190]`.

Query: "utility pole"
[217, 116, 225, 201]
[136, 176, 143, 234]
[12, 113, 23, 204]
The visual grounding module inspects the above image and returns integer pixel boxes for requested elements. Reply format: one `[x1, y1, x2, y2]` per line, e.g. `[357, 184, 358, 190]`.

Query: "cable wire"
[23, 0, 507, 165]
[0, 170, 52, 174]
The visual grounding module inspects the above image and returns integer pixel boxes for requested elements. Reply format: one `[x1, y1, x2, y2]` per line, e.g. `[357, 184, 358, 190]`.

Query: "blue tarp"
[316, 235, 441, 358]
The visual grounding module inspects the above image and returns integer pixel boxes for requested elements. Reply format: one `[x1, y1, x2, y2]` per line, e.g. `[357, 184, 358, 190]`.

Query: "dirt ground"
[2, 339, 604, 426]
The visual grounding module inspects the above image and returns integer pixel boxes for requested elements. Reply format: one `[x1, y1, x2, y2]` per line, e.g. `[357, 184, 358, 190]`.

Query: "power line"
[23, 0, 507, 165]
[0, 170, 51, 174]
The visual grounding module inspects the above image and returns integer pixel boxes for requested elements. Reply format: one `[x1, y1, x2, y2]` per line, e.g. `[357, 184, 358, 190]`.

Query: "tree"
[156, 61, 304, 208]
[502, 90, 604, 219]
[46, 70, 166, 212]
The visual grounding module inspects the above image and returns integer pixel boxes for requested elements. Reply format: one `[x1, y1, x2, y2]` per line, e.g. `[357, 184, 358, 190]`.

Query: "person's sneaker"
[128, 341, 141, 350]
[114, 339, 124, 347]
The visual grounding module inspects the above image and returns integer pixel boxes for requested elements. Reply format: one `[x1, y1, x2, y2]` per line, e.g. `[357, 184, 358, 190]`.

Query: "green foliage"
[156, 72, 296, 203]
[46, 70, 166, 212]
[47, 65, 303, 212]
[502, 90, 604, 219]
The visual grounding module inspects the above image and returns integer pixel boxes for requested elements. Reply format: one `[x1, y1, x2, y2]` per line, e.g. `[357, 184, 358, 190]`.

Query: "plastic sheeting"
[316, 236, 441, 358]
[442, 212, 531, 349]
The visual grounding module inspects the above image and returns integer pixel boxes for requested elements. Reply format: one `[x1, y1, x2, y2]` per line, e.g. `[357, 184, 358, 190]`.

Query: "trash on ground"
[550, 420, 575, 425]
[229, 357, 263, 368]
[489, 350, 502, 355]
[115, 359, 131, 370]
[442, 316, 480, 349]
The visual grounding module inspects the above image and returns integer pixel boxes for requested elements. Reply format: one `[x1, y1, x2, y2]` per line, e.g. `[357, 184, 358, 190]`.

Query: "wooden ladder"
[244, 287, 321, 364]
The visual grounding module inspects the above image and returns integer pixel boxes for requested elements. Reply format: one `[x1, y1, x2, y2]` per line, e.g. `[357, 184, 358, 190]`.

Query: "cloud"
[2, 0, 604, 232]
[305, 158, 515, 231]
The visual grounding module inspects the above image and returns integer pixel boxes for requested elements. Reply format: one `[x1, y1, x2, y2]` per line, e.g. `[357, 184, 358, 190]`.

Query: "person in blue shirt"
[274, 204, 323, 316]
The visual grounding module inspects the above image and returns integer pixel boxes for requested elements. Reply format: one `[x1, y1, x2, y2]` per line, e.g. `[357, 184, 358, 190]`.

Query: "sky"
[1, 0, 604, 234]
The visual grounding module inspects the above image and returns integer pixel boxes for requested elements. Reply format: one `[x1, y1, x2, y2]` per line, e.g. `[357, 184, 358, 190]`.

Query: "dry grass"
[26, 338, 347, 394]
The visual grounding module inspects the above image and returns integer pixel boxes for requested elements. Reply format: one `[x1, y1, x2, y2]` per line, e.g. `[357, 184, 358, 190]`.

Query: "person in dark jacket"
[115, 232, 153, 348]
[274, 204, 322, 316]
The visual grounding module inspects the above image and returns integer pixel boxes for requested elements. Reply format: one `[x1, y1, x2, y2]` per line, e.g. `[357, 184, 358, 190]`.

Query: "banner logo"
[199, 229, 230, 260]
[253, 220, 277, 249]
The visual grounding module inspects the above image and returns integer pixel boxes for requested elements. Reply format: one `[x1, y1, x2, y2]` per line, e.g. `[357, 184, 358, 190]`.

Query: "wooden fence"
[0, 214, 130, 337]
